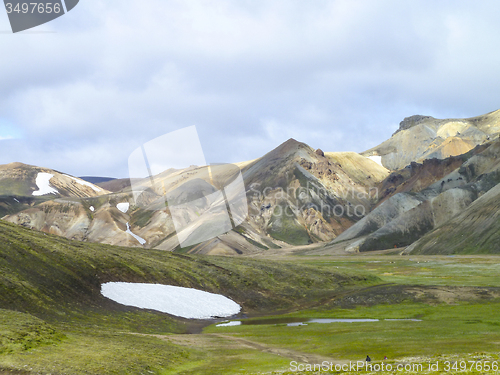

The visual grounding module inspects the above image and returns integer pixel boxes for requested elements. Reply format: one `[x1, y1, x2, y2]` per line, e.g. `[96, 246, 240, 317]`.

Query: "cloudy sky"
[1, 0, 500, 177]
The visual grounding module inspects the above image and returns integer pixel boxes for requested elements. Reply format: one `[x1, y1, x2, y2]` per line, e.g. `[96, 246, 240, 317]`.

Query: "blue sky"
[0, 119, 22, 140]
[1, 0, 500, 177]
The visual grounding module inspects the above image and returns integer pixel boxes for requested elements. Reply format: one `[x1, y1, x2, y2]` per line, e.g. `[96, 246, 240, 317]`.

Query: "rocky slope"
[363, 109, 500, 170]
[333, 138, 500, 253]
[127, 139, 388, 254]
[1, 140, 388, 255]
[403, 182, 500, 254]
[240, 139, 388, 245]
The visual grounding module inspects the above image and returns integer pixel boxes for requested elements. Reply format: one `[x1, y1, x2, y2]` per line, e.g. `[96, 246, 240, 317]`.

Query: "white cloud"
[1, 1, 500, 176]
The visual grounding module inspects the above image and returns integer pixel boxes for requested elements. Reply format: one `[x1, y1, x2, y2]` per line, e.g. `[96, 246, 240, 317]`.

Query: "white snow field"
[367, 155, 384, 167]
[117, 202, 130, 213]
[125, 222, 146, 245]
[64, 175, 102, 192]
[101, 282, 241, 319]
[32, 173, 59, 196]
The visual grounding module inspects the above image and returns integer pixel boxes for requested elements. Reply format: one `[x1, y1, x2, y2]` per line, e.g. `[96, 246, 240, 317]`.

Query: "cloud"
[1, 0, 500, 176]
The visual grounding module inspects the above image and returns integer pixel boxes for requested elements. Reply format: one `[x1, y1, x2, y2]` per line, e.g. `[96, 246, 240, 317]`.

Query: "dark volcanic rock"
[315, 148, 325, 157]
[395, 115, 434, 134]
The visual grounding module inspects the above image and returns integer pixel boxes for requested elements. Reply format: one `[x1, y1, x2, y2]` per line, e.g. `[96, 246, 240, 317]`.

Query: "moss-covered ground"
[2, 221, 500, 374]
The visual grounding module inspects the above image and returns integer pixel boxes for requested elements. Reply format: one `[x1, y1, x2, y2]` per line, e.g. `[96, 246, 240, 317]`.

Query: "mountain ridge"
[1, 108, 500, 255]
[363, 109, 500, 170]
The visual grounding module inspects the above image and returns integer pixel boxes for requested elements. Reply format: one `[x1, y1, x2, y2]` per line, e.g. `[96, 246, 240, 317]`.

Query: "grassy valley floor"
[2, 220, 500, 374]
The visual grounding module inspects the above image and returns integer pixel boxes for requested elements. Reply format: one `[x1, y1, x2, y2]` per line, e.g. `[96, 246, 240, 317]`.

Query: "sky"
[1, 0, 500, 177]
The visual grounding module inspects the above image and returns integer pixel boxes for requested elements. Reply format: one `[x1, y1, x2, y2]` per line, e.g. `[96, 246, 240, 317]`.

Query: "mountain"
[0, 140, 388, 255]
[239, 139, 389, 245]
[0, 162, 109, 198]
[2, 108, 500, 256]
[362, 109, 500, 170]
[330, 137, 500, 253]
[403, 181, 500, 255]
[0, 162, 110, 218]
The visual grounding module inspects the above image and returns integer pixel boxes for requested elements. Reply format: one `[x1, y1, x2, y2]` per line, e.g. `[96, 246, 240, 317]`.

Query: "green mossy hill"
[0, 309, 64, 354]
[0, 220, 378, 322]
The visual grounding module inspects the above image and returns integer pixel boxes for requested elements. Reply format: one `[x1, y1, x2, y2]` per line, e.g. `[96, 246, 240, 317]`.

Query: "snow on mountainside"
[64, 175, 102, 193]
[367, 155, 384, 167]
[32, 173, 59, 196]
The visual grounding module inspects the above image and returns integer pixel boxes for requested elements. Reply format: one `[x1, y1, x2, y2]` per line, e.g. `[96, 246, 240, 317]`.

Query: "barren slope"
[332, 138, 500, 252]
[363, 109, 500, 170]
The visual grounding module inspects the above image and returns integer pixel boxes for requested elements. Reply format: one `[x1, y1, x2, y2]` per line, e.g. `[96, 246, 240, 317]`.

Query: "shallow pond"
[216, 317, 421, 327]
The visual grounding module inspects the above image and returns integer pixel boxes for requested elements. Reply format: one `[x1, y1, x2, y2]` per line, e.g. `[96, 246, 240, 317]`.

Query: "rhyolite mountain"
[362, 109, 500, 170]
[1, 140, 388, 254]
[0, 163, 110, 218]
[2, 108, 500, 255]
[331, 139, 500, 253]
[0, 162, 109, 198]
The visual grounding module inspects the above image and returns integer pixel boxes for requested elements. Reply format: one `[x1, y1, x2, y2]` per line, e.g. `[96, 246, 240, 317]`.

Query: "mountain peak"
[280, 138, 302, 148]
[395, 115, 434, 134]
[273, 138, 310, 154]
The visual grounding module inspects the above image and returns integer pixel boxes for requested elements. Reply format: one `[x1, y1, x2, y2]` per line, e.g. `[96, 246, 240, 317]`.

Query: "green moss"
[3, 219, 500, 373]
[0, 310, 64, 354]
[233, 226, 269, 250]
[268, 203, 312, 246]
[130, 208, 156, 227]
[0, 179, 33, 197]
[0, 329, 194, 375]
[204, 300, 500, 363]
[261, 237, 281, 249]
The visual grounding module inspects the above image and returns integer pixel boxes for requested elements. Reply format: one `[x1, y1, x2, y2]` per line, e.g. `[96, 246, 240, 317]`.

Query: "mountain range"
[1, 109, 500, 255]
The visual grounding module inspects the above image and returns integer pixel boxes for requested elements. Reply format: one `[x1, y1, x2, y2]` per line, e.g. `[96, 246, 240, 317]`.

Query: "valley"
[1, 222, 500, 374]
[1, 109, 500, 374]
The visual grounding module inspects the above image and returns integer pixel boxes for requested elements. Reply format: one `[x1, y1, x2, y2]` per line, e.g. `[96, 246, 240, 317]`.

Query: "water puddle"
[216, 317, 420, 327]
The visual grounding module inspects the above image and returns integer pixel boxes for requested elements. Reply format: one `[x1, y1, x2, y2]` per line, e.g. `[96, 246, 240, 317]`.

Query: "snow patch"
[117, 202, 130, 213]
[64, 175, 102, 192]
[89, 206, 95, 212]
[33, 173, 59, 196]
[126, 222, 146, 245]
[101, 282, 241, 319]
[367, 155, 384, 167]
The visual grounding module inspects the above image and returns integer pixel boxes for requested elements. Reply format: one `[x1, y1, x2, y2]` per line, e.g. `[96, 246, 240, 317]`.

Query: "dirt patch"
[323, 284, 500, 308]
